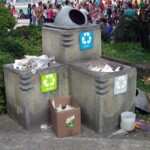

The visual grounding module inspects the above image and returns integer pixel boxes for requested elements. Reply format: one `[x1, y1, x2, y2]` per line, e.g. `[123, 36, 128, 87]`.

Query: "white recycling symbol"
[43, 74, 55, 87]
[116, 76, 127, 90]
[82, 32, 92, 45]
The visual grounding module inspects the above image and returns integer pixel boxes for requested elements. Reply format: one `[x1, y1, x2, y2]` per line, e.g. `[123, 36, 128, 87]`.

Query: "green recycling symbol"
[41, 72, 57, 92]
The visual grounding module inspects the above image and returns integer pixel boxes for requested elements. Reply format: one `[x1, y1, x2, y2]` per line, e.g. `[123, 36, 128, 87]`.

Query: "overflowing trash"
[51, 100, 74, 112]
[13, 55, 56, 74]
[87, 64, 121, 72]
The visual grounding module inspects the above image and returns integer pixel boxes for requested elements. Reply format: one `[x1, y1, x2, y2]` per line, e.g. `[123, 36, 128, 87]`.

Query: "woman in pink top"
[47, 4, 54, 23]
[11, 5, 18, 18]
[89, 0, 95, 14]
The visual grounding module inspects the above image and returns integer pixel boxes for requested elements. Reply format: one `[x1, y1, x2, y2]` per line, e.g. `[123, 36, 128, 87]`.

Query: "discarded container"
[120, 111, 136, 131]
[50, 96, 81, 138]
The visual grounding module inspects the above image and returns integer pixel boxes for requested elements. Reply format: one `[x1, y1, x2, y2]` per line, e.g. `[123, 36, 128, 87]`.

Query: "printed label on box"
[66, 115, 75, 128]
[41, 72, 57, 92]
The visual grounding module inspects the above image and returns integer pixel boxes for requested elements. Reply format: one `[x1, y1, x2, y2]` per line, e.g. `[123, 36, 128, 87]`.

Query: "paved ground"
[0, 115, 150, 150]
[15, 19, 30, 29]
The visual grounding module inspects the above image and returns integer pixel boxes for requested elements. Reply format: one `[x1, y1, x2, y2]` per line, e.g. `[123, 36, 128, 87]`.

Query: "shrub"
[0, 5, 16, 30]
[0, 51, 14, 113]
[113, 15, 150, 51]
[101, 30, 111, 43]
[0, 25, 42, 113]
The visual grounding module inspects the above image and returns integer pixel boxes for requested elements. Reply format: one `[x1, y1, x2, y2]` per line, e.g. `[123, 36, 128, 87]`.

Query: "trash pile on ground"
[13, 55, 56, 74]
[135, 119, 150, 131]
[87, 64, 121, 72]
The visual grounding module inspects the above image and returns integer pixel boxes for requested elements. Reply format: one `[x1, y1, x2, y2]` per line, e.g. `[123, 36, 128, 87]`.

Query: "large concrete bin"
[69, 58, 137, 133]
[42, 8, 101, 63]
[4, 62, 69, 129]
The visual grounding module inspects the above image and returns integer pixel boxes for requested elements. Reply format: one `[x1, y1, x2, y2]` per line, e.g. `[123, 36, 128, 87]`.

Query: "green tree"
[0, 5, 16, 30]
[0, 0, 6, 5]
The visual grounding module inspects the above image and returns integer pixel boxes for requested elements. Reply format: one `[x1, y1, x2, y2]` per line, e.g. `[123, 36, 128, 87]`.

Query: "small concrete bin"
[69, 58, 137, 133]
[4, 62, 69, 129]
[42, 8, 101, 63]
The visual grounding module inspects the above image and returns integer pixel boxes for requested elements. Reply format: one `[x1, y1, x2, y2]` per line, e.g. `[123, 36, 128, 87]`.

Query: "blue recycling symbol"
[80, 31, 93, 50]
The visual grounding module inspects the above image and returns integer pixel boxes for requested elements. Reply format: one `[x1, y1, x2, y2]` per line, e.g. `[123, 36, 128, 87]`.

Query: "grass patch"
[137, 77, 150, 94]
[102, 42, 150, 94]
[102, 42, 150, 64]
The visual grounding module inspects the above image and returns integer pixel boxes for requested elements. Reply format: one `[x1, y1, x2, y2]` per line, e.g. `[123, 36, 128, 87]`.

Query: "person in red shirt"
[105, 0, 112, 9]
[35, 1, 43, 26]
[11, 5, 18, 18]
[98, 0, 105, 15]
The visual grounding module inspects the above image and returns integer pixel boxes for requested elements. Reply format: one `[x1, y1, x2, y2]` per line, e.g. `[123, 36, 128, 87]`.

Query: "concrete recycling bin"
[41, 7, 137, 134]
[69, 58, 137, 133]
[42, 8, 101, 63]
[4, 62, 69, 129]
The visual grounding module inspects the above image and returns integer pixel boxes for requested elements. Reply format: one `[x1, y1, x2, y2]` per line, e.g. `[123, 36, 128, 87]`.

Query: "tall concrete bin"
[42, 8, 101, 63]
[41, 8, 137, 133]
[4, 62, 69, 129]
[69, 59, 137, 133]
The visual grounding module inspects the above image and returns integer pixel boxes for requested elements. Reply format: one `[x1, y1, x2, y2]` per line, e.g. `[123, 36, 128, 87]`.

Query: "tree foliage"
[0, 5, 16, 30]
[0, 0, 6, 5]
[0, 25, 42, 113]
[113, 14, 150, 51]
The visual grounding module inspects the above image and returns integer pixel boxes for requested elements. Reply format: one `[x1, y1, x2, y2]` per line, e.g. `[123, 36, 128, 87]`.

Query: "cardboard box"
[50, 96, 81, 138]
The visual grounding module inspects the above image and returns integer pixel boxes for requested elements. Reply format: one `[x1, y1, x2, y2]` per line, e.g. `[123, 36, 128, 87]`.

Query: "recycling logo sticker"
[80, 31, 93, 50]
[114, 74, 128, 95]
[41, 72, 57, 92]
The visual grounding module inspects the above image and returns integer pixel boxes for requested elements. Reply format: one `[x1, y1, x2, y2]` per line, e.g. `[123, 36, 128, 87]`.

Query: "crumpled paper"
[88, 64, 121, 73]
[13, 55, 56, 74]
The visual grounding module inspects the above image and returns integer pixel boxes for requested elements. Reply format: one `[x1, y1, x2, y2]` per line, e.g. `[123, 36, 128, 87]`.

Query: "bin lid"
[43, 8, 95, 30]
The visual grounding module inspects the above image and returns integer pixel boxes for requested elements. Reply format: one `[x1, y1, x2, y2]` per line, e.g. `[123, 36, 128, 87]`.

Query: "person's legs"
[38, 17, 43, 26]
[30, 15, 32, 24]
[32, 17, 36, 25]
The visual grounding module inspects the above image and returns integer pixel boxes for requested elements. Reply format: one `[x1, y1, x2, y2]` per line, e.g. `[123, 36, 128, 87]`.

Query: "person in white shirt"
[80, 1, 89, 16]
[31, 4, 36, 25]
[112, 0, 117, 7]
[62, 0, 71, 9]
[43, 4, 47, 23]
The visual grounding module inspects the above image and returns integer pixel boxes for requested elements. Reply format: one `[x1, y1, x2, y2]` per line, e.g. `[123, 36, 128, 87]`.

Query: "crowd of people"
[6, 0, 150, 35]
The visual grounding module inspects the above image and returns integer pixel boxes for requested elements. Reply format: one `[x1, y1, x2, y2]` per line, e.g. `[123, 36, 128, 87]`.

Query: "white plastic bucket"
[120, 111, 136, 131]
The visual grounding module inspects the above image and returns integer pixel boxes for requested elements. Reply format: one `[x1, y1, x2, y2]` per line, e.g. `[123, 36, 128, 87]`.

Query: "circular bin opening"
[69, 9, 85, 25]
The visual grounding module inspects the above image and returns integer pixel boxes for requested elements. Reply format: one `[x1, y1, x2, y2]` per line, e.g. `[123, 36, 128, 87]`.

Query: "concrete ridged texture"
[95, 79, 109, 95]
[61, 32, 74, 48]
